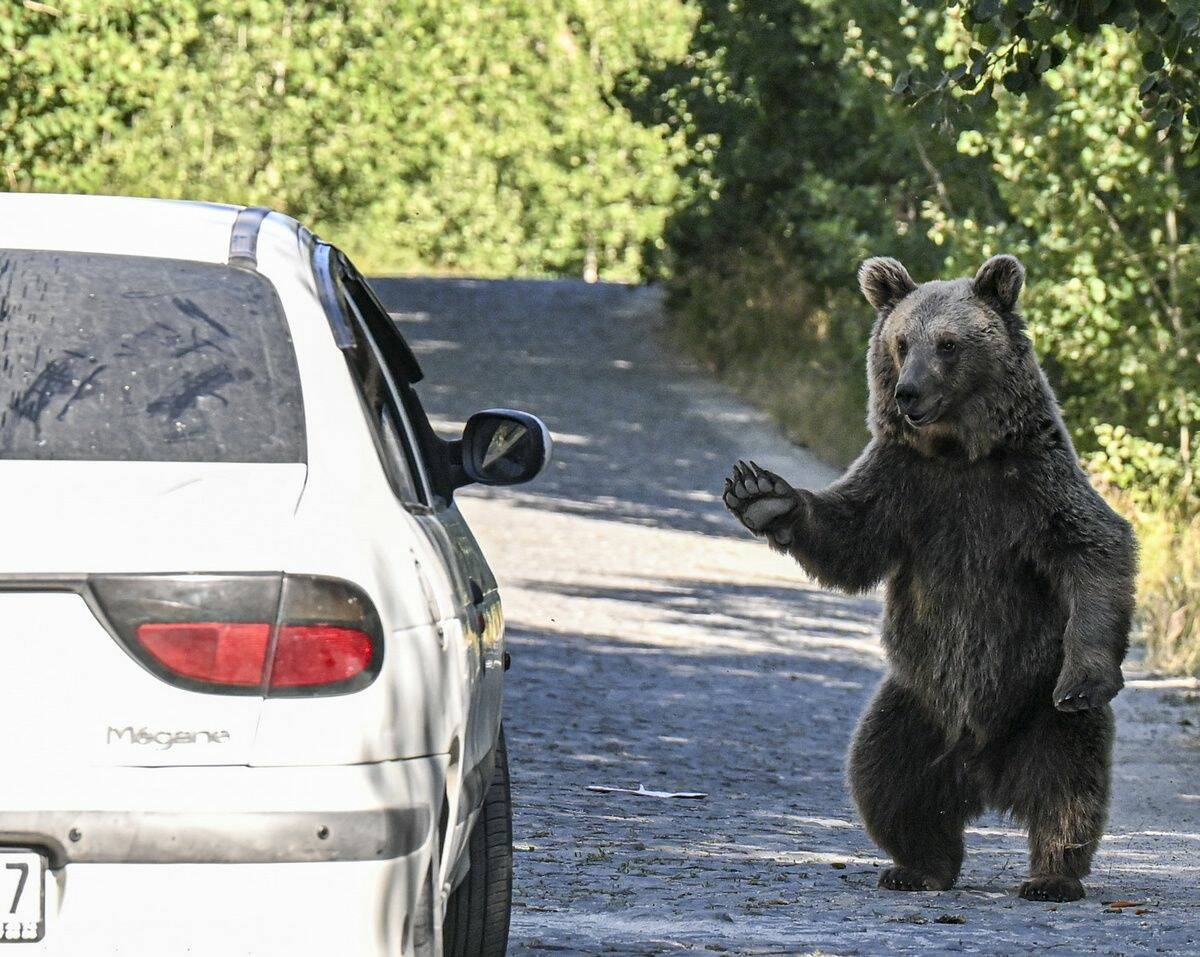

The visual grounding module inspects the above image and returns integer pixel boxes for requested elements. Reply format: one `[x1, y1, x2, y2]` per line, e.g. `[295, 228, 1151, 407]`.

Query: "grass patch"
[663, 245, 870, 468]
[1116, 499, 1200, 673]
[712, 355, 868, 468]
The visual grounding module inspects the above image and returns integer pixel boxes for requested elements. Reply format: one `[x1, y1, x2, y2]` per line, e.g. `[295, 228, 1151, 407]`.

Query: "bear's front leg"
[723, 460, 806, 546]
[1036, 466, 1136, 714]
[722, 454, 903, 592]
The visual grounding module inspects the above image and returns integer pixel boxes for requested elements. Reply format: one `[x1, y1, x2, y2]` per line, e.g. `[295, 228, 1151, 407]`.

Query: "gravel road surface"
[377, 277, 1200, 956]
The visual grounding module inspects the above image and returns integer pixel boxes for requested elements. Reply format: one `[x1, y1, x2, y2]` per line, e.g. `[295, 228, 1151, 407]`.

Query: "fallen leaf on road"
[1102, 900, 1146, 909]
[934, 914, 966, 924]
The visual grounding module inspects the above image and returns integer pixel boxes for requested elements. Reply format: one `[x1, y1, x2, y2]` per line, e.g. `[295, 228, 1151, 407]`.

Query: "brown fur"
[723, 255, 1136, 902]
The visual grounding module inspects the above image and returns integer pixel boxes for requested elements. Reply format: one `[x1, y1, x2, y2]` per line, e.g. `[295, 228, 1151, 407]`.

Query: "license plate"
[0, 852, 44, 944]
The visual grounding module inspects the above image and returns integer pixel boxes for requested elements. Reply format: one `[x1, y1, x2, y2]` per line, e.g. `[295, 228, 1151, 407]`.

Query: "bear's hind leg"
[989, 706, 1113, 903]
[848, 679, 981, 892]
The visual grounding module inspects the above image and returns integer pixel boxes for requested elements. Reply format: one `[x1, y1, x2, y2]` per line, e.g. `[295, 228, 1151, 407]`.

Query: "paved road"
[377, 277, 1200, 956]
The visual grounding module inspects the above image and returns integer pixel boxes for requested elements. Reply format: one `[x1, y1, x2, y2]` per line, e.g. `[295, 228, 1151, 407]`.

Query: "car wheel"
[443, 726, 513, 957]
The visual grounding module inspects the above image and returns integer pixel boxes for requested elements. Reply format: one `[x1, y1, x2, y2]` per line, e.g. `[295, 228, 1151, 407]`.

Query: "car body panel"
[0, 462, 307, 575]
[417, 506, 505, 771]
[0, 590, 265, 768]
[0, 194, 239, 264]
[0, 758, 445, 859]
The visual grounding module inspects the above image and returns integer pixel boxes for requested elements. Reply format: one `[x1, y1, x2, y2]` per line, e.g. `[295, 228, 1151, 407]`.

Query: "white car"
[0, 194, 550, 956]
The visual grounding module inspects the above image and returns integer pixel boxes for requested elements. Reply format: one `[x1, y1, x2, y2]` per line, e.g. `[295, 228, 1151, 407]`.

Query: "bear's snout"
[895, 379, 942, 426]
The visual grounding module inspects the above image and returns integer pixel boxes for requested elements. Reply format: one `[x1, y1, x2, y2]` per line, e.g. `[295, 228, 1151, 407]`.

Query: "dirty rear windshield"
[0, 249, 305, 462]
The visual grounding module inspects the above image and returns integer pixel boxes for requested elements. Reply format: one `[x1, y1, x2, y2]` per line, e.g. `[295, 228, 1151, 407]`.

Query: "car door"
[320, 248, 504, 780]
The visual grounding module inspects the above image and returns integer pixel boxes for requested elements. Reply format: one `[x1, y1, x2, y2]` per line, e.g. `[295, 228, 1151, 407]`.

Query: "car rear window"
[0, 249, 305, 462]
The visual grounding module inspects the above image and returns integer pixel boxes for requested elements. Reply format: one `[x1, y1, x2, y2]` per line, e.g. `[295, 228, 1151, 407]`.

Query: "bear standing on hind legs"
[723, 254, 1136, 903]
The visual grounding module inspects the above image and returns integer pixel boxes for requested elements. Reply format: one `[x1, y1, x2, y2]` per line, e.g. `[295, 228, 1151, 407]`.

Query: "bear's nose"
[895, 382, 922, 411]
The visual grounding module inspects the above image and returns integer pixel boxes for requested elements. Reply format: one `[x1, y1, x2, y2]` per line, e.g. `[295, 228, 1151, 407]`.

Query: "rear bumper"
[35, 860, 425, 957]
[0, 757, 447, 957]
[0, 806, 427, 867]
[0, 757, 447, 867]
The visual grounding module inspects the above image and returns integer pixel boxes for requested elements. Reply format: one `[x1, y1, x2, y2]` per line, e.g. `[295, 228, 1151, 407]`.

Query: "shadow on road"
[377, 276, 1200, 955]
[375, 276, 824, 538]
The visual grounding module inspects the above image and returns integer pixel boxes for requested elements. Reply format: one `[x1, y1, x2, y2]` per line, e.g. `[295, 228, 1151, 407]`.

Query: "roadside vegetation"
[630, 0, 1200, 673]
[2, 0, 1197, 671]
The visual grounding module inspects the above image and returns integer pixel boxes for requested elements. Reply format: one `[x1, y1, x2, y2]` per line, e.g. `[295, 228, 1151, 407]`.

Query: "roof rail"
[227, 206, 272, 269]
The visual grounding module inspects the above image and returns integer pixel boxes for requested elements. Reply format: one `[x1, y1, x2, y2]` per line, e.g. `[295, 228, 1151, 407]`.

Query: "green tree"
[929, 27, 1200, 502]
[622, 0, 1000, 460]
[1, 0, 693, 279]
[899, 0, 1200, 144]
[0, 1, 182, 193]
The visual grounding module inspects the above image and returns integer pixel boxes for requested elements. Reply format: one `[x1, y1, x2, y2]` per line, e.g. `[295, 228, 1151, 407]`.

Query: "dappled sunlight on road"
[382, 277, 1200, 956]
[461, 497, 881, 659]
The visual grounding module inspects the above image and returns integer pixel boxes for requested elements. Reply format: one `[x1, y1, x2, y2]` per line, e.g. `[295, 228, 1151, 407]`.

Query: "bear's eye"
[896, 338, 908, 357]
[937, 339, 958, 356]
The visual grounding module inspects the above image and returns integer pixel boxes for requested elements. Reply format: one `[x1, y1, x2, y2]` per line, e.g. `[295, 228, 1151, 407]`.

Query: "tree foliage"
[636, 0, 1198, 504]
[0, 0, 692, 278]
[935, 28, 1200, 503]
[899, 0, 1200, 144]
[627, 0, 982, 290]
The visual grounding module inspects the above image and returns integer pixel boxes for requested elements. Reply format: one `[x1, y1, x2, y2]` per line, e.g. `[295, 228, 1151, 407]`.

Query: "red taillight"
[134, 622, 375, 690]
[270, 625, 374, 688]
[92, 574, 382, 697]
[136, 622, 271, 686]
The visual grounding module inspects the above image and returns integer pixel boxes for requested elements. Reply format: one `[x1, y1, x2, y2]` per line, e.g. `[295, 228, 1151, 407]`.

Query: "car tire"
[443, 726, 512, 957]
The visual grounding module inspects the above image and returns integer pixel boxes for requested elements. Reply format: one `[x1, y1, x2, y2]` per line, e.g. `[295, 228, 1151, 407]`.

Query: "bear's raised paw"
[1053, 666, 1124, 712]
[723, 460, 800, 538]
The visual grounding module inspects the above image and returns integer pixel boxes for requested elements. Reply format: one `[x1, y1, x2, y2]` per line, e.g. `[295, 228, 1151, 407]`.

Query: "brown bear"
[723, 255, 1136, 903]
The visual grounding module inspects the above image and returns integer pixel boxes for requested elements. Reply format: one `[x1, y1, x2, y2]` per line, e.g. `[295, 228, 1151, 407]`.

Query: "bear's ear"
[858, 257, 917, 312]
[973, 254, 1025, 313]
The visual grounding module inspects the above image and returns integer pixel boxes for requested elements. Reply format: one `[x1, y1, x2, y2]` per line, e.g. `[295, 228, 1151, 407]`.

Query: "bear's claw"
[1053, 667, 1123, 712]
[723, 461, 799, 535]
[1019, 876, 1085, 902]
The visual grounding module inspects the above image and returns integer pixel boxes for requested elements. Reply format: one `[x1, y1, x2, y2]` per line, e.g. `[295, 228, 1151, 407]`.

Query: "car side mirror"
[453, 409, 552, 489]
